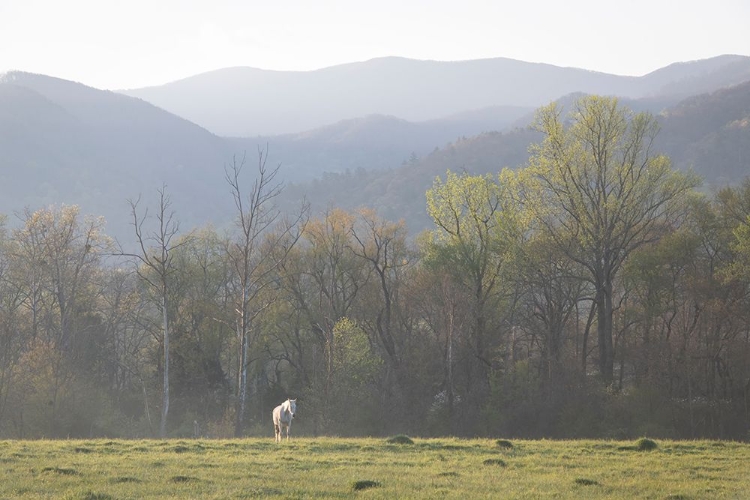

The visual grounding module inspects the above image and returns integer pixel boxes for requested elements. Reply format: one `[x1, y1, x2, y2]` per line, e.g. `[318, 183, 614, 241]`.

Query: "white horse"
[272, 398, 296, 442]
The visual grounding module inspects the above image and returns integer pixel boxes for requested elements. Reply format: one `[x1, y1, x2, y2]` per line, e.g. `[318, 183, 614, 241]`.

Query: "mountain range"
[121, 55, 750, 137]
[2, 55, 750, 241]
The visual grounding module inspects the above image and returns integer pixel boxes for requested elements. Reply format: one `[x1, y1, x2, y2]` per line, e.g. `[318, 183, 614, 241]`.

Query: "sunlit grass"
[0, 437, 747, 498]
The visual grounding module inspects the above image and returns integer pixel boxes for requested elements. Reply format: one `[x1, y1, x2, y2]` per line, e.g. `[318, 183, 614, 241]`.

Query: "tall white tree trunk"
[160, 292, 170, 438]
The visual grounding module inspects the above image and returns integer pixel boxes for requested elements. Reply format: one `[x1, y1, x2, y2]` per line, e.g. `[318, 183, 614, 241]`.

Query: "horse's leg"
[286, 424, 290, 442]
[274, 423, 280, 443]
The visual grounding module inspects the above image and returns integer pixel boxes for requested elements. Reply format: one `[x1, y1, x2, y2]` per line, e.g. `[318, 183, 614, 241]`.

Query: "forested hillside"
[2, 97, 749, 442]
[656, 80, 750, 185]
[281, 128, 541, 231]
[287, 81, 750, 233]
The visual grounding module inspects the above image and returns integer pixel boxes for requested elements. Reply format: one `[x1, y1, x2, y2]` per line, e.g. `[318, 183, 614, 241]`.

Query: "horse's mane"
[280, 399, 290, 414]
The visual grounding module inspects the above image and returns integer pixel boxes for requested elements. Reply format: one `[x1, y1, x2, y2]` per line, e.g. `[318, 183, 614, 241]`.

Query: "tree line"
[1, 96, 749, 440]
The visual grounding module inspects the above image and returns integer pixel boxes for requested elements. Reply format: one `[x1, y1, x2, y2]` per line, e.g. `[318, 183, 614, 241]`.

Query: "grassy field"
[0, 436, 748, 499]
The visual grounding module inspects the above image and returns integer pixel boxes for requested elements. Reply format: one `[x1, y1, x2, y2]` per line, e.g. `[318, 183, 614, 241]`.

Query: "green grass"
[0, 437, 748, 498]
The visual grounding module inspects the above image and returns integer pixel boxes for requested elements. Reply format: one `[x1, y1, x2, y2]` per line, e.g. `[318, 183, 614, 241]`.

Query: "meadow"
[0, 436, 748, 499]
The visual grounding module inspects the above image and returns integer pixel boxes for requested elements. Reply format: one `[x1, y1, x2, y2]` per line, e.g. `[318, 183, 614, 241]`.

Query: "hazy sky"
[1, 0, 748, 90]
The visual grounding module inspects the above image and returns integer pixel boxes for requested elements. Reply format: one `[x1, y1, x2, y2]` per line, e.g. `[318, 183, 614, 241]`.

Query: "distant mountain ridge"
[228, 105, 533, 181]
[120, 55, 750, 136]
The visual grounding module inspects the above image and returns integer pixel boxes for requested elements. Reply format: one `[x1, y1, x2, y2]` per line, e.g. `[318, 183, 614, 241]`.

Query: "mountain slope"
[280, 127, 540, 232]
[281, 81, 750, 233]
[232, 106, 533, 181]
[120, 55, 750, 136]
[656, 80, 750, 186]
[0, 72, 233, 242]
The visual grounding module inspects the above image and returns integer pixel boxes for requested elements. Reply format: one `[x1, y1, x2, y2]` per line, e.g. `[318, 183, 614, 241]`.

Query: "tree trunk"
[235, 327, 248, 437]
[581, 301, 596, 375]
[596, 282, 615, 383]
[160, 292, 169, 438]
[141, 379, 153, 436]
[447, 315, 454, 433]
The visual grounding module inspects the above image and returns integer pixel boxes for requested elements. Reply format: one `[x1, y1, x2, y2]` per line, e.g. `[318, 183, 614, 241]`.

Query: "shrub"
[496, 439, 514, 449]
[111, 477, 141, 484]
[635, 438, 658, 451]
[574, 478, 599, 486]
[483, 458, 506, 466]
[42, 467, 79, 475]
[169, 476, 198, 483]
[386, 435, 414, 445]
[351, 480, 380, 491]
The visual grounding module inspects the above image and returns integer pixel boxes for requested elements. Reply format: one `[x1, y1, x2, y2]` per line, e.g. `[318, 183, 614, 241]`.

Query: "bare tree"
[122, 185, 190, 438]
[225, 147, 306, 436]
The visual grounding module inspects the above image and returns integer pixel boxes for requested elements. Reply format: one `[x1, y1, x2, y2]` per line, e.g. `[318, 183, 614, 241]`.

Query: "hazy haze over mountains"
[2, 54, 750, 241]
[121, 55, 750, 136]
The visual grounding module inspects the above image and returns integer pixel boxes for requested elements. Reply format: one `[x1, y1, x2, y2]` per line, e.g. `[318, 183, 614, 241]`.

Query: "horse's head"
[288, 399, 297, 418]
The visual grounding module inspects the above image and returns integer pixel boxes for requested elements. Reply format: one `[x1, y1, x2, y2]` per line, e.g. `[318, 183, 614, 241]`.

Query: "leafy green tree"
[424, 170, 523, 410]
[527, 96, 699, 382]
[328, 317, 383, 434]
[720, 179, 750, 279]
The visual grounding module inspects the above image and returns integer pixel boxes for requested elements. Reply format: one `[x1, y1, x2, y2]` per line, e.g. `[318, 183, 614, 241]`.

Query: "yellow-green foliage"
[0, 438, 748, 499]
